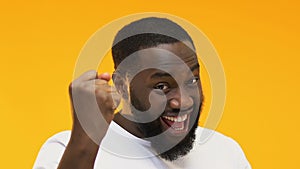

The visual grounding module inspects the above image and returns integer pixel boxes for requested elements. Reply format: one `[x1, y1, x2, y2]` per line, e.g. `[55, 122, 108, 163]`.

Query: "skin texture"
[58, 41, 202, 168]
[58, 71, 121, 169]
[115, 41, 203, 160]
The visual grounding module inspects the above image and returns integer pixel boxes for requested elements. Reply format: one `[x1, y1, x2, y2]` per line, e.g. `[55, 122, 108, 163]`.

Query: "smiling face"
[125, 41, 203, 160]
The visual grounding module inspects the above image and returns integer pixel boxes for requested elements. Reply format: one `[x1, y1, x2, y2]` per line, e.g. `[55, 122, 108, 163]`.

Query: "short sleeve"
[33, 131, 71, 169]
[231, 138, 252, 169]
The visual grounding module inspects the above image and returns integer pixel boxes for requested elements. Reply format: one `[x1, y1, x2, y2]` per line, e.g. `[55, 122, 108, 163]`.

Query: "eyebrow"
[150, 63, 200, 79]
[190, 63, 200, 72]
[150, 72, 172, 79]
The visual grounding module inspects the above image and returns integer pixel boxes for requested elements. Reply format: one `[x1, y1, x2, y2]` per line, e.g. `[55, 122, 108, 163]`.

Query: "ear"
[112, 72, 129, 100]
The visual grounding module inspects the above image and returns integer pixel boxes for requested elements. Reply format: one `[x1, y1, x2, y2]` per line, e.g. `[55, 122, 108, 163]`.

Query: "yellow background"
[0, 0, 299, 168]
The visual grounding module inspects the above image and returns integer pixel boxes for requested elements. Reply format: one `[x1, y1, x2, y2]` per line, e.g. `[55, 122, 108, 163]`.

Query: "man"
[34, 17, 251, 169]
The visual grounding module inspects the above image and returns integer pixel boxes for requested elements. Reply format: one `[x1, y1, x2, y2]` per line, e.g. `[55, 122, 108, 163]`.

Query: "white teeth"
[178, 116, 182, 122]
[162, 114, 187, 122]
[174, 126, 184, 130]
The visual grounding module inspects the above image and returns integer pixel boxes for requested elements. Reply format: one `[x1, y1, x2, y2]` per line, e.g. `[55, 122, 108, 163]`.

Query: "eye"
[186, 76, 199, 85]
[154, 83, 169, 91]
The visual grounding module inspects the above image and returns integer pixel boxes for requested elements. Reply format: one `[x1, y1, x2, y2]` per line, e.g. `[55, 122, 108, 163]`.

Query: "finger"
[111, 92, 121, 110]
[94, 83, 117, 93]
[76, 70, 97, 82]
[94, 79, 109, 85]
[108, 86, 117, 93]
[93, 88, 120, 111]
[97, 72, 111, 82]
[80, 79, 112, 90]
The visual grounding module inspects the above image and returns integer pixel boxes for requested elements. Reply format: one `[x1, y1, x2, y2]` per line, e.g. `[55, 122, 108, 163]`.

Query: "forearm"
[58, 129, 100, 169]
[58, 70, 117, 169]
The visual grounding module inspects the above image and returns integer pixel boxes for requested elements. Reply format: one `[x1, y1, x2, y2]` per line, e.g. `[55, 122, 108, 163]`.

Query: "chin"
[143, 110, 200, 161]
[158, 112, 199, 161]
[131, 93, 203, 161]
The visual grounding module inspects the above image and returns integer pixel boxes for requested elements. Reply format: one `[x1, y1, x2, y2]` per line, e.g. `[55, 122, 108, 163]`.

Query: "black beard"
[138, 111, 200, 161]
[130, 92, 202, 161]
[158, 113, 199, 161]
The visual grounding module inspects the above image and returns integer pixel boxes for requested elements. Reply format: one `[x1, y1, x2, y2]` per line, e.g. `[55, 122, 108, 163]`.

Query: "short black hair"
[112, 17, 195, 69]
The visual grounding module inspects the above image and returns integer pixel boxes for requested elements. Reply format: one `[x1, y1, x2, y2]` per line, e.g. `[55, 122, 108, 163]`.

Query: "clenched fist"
[69, 70, 121, 144]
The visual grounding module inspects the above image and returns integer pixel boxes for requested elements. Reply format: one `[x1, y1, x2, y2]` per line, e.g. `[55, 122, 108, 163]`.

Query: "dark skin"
[58, 41, 202, 168]
[58, 72, 120, 169]
[115, 41, 201, 150]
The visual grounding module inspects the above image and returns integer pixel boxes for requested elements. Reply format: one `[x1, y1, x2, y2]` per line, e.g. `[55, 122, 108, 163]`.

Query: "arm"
[57, 121, 99, 169]
[57, 70, 120, 169]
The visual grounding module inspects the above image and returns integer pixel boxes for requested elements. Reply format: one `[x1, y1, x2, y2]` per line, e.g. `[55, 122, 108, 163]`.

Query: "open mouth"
[161, 113, 190, 135]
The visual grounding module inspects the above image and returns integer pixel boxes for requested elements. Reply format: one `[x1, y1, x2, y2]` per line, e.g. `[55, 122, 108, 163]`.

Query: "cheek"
[131, 91, 168, 124]
[130, 88, 166, 112]
[130, 91, 148, 111]
[179, 86, 202, 111]
[136, 91, 168, 121]
[197, 86, 203, 104]
[149, 93, 168, 114]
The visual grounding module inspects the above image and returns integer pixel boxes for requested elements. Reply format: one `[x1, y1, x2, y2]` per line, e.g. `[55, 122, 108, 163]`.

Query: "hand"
[69, 70, 121, 144]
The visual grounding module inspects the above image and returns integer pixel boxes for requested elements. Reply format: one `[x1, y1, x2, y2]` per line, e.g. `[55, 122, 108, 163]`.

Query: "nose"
[169, 88, 194, 111]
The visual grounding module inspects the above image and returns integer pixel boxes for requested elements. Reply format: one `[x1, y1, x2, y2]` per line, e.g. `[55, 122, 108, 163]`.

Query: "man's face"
[127, 41, 203, 160]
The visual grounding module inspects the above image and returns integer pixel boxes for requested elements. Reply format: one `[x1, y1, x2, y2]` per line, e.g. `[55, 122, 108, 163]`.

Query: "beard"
[130, 92, 202, 161]
[158, 112, 199, 161]
[137, 109, 200, 161]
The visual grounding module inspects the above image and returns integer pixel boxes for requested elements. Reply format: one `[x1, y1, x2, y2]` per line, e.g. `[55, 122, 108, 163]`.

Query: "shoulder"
[42, 130, 71, 147]
[33, 131, 71, 168]
[195, 127, 242, 149]
[47, 130, 71, 142]
[190, 127, 252, 169]
[35, 130, 71, 153]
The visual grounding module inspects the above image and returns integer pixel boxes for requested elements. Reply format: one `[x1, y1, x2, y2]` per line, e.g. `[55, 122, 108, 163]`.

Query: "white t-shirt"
[33, 122, 251, 169]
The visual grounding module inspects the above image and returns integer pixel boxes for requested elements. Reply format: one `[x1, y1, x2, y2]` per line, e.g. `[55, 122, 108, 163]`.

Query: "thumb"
[97, 72, 111, 81]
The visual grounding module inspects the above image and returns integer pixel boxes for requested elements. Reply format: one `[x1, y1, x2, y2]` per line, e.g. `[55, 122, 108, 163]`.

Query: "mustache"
[163, 107, 193, 116]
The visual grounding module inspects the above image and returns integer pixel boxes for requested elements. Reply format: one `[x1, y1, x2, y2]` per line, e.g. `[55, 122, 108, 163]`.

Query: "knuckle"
[96, 90, 109, 102]
[68, 82, 73, 90]
[87, 69, 97, 74]
[81, 82, 90, 89]
[85, 70, 97, 77]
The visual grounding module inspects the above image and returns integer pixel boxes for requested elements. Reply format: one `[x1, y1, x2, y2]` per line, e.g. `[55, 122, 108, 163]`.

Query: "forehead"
[136, 41, 198, 72]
